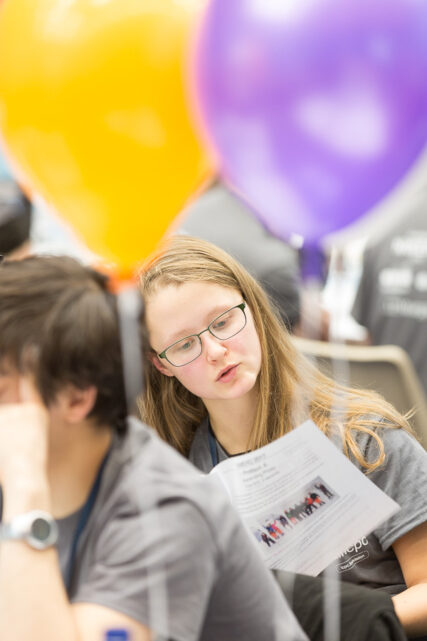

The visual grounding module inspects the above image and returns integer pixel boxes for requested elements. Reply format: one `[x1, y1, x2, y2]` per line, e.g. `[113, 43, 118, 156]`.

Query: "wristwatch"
[0, 510, 58, 550]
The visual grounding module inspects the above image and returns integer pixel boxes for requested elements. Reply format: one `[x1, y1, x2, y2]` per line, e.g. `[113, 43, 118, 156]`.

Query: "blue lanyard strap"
[208, 422, 219, 468]
[208, 421, 250, 467]
[65, 448, 111, 593]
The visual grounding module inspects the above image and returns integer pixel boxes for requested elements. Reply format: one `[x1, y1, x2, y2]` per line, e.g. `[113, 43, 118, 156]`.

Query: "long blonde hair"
[139, 235, 412, 471]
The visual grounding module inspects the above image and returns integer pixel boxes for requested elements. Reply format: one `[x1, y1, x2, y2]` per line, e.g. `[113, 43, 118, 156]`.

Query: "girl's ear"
[149, 352, 174, 377]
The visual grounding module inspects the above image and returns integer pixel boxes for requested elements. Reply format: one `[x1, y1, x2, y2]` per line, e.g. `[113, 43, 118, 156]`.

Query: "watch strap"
[0, 510, 58, 549]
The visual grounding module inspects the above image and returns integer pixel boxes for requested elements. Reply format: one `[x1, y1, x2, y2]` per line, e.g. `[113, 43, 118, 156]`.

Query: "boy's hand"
[0, 378, 50, 516]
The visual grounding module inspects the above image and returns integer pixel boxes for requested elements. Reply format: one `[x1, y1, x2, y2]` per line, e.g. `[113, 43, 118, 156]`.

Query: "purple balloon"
[194, 0, 427, 245]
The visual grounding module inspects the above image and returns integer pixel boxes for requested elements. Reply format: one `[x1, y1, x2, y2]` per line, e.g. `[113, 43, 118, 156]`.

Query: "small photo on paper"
[252, 476, 338, 550]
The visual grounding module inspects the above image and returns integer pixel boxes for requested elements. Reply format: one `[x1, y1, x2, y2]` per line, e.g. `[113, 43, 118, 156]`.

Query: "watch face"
[30, 517, 52, 543]
[26, 511, 58, 549]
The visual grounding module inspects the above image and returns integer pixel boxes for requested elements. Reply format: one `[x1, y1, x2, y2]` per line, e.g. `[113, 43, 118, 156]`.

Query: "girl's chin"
[219, 378, 258, 400]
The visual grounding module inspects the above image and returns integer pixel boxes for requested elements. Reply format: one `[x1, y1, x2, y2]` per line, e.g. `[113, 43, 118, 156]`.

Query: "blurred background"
[1, 0, 427, 426]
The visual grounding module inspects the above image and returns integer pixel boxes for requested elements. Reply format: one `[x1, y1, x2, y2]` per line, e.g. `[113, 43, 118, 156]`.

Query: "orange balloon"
[0, 0, 211, 278]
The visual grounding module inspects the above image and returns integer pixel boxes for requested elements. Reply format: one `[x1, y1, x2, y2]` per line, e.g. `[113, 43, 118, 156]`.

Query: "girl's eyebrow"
[166, 302, 241, 344]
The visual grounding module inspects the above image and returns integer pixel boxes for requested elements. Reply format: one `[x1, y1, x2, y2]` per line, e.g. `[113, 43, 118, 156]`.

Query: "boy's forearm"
[0, 542, 80, 641]
[0, 473, 79, 641]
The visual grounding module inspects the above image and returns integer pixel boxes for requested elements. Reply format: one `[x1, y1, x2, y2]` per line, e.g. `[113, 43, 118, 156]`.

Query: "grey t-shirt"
[326, 426, 427, 594]
[352, 202, 427, 394]
[56, 418, 306, 641]
[189, 419, 427, 595]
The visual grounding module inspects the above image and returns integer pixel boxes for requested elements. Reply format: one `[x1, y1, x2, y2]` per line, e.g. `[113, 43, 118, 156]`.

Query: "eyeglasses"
[158, 302, 247, 367]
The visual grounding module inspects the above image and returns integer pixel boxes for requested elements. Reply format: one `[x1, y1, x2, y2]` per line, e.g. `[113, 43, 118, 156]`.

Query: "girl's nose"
[202, 332, 228, 362]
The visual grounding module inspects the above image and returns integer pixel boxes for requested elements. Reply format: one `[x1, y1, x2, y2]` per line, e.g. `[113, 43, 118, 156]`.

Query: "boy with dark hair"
[0, 255, 306, 641]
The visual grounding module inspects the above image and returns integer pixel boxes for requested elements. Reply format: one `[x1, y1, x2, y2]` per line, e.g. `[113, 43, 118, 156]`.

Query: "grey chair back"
[293, 337, 427, 450]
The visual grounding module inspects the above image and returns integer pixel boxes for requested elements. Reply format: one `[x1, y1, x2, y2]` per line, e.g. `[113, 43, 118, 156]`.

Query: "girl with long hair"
[139, 234, 427, 638]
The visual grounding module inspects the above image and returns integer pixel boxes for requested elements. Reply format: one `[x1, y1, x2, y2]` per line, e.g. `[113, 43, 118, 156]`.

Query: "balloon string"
[117, 286, 144, 417]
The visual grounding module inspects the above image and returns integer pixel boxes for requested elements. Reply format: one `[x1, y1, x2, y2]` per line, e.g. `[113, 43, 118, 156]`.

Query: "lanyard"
[64, 449, 111, 593]
[208, 422, 250, 468]
[208, 423, 219, 468]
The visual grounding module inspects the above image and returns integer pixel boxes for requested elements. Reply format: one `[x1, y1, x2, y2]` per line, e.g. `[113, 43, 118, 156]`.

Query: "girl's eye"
[212, 315, 231, 331]
[177, 337, 195, 351]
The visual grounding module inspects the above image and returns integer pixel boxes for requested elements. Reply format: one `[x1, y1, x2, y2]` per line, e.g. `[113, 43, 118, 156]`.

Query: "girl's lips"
[217, 364, 238, 383]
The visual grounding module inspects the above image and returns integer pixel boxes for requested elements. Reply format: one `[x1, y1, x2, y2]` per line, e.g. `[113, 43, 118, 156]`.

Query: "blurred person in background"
[180, 179, 302, 332]
[0, 180, 92, 264]
[0, 180, 32, 260]
[352, 189, 427, 396]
